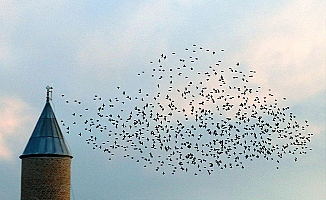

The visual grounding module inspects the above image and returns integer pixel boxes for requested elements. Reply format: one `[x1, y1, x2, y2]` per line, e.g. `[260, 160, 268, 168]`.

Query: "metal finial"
[46, 85, 53, 102]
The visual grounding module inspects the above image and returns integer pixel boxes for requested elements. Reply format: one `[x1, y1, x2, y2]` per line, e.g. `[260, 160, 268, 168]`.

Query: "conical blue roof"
[20, 101, 72, 158]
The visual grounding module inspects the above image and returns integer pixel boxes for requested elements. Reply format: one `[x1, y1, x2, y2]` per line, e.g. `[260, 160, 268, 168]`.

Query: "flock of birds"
[60, 45, 313, 175]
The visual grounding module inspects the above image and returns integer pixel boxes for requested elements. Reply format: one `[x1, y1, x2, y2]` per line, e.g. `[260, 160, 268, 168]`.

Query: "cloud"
[74, 0, 209, 68]
[74, 1, 181, 69]
[0, 0, 19, 67]
[0, 97, 33, 161]
[239, 0, 325, 102]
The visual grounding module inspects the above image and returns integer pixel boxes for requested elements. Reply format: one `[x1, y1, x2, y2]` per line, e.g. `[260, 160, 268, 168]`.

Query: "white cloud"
[240, 0, 326, 102]
[0, 97, 33, 161]
[74, 0, 202, 71]
[75, 1, 175, 68]
[0, 1, 19, 67]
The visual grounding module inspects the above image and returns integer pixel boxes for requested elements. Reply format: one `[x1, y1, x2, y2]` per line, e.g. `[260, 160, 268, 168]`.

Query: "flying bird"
[60, 45, 313, 176]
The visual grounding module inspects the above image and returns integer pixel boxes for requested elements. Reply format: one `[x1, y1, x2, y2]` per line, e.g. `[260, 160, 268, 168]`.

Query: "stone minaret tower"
[20, 86, 72, 200]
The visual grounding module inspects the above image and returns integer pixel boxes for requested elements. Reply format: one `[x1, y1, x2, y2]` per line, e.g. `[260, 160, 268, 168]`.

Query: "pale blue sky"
[0, 1, 325, 199]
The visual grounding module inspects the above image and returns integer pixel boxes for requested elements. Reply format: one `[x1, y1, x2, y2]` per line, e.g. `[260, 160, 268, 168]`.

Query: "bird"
[60, 45, 313, 176]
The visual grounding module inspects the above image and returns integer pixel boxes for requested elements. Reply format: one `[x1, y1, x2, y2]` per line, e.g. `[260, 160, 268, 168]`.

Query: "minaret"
[20, 86, 72, 200]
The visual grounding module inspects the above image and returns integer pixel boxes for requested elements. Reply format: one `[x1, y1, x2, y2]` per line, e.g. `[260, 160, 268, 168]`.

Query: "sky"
[0, 0, 325, 199]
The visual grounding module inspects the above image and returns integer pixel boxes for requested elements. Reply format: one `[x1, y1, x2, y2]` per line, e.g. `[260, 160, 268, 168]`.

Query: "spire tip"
[46, 85, 53, 102]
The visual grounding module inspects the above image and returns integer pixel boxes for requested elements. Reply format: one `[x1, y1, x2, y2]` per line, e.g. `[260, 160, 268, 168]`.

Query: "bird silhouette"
[60, 45, 313, 175]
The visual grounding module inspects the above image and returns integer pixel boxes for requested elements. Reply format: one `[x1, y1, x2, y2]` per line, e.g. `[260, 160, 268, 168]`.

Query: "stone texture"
[21, 156, 71, 200]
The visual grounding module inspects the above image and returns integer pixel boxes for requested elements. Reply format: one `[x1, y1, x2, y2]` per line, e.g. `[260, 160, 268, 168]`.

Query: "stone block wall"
[21, 156, 71, 200]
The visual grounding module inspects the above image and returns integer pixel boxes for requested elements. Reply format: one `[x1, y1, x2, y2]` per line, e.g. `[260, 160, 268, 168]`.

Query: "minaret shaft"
[21, 157, 71, 200]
